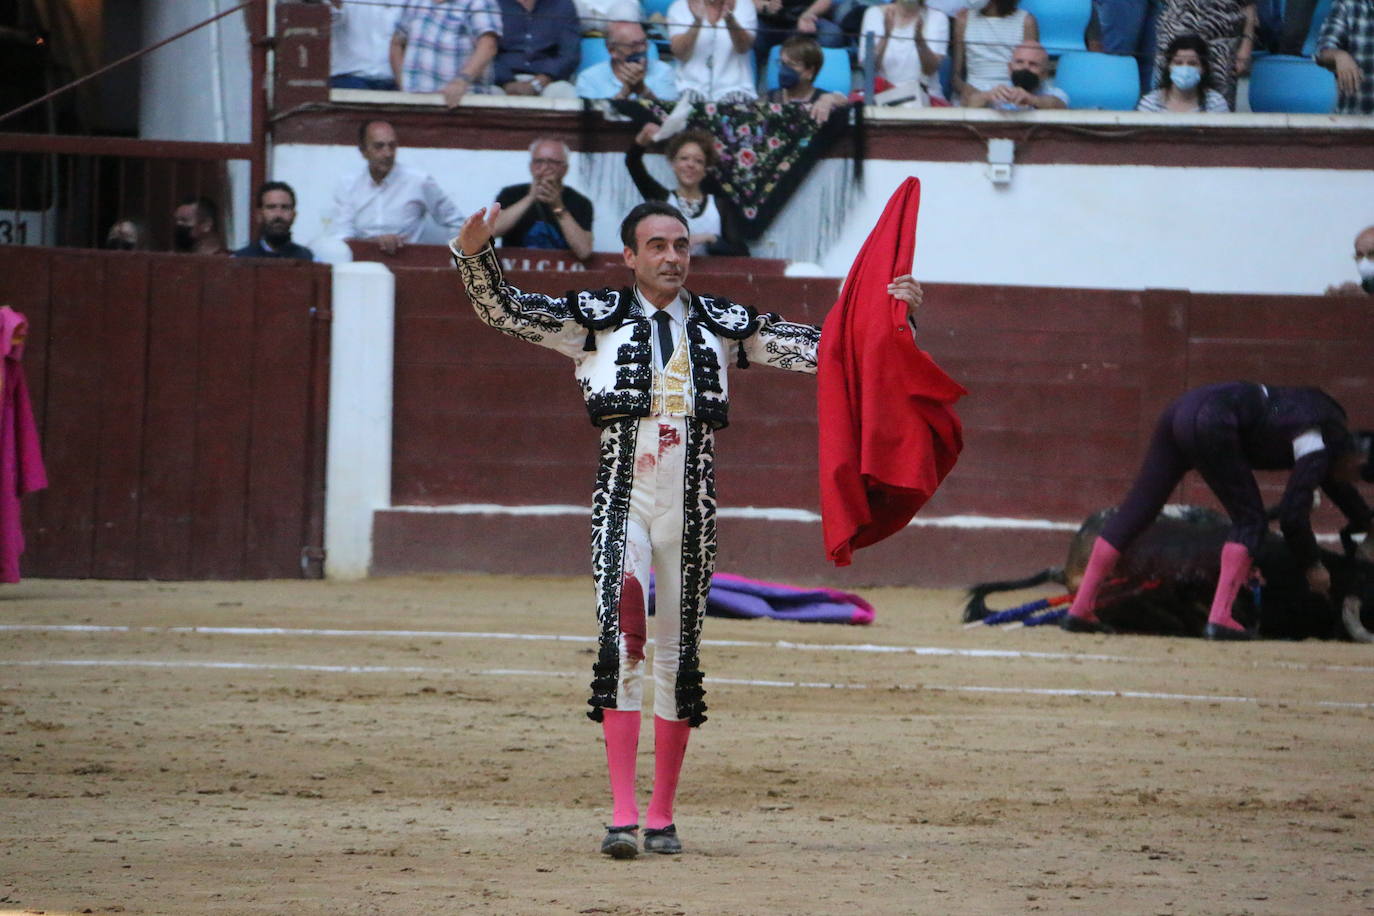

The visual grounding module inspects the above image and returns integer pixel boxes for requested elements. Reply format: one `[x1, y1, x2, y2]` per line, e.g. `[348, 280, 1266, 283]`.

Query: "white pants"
[587, 416, 715, 725]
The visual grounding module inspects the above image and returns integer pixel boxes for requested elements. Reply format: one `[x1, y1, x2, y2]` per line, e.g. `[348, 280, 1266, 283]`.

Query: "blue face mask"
[778, 63, 801, 90]
[1170, 64, 1202, 90]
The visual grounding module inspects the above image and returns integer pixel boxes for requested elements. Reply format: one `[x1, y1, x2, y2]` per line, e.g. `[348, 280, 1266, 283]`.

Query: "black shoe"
[643, 824, 682, 855]
[1060, 613, 1112, 634]
[600, 824, 639, 859]
[1204, 622, 1257, 641]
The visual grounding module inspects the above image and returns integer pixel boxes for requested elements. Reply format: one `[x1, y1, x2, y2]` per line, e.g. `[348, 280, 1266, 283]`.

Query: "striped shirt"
[963, 8, 1030, 92]
[395, 0, 503, 93]
[1135, 87, 1231, 111]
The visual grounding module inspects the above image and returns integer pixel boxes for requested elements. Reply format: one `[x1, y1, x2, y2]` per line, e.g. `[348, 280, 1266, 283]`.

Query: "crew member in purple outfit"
[1062, 382, 1373, 640]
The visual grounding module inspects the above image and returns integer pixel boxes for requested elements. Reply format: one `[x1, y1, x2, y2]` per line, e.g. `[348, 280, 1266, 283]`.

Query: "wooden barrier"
[378, 264, 1374, 586]
[2, 247, 331, 580]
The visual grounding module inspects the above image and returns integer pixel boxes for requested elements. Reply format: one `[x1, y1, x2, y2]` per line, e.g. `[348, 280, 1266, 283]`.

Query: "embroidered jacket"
[454, 243, 821, 429]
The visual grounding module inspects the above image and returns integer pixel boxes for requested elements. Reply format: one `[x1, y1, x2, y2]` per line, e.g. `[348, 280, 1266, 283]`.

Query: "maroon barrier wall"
[1, 247, 331, 580]
[377, 265, 1374, 587]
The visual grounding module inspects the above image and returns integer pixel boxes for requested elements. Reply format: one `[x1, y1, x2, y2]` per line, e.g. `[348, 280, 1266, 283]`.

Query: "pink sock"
[1208, 542, 1252, 631]
[1067, 537, 1121, 622]
[601, 709, 640, 827]
[645, 715, 691, 830]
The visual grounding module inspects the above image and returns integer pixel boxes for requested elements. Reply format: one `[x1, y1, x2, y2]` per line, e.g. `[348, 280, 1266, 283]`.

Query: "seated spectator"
[391, 0, 502, 107]
[103, 217, 148, 251]
[1153, 0, 1255, 111]
[493, 138, 595, 259]
[962, 39, 1068, 108]
[328, 0, 400, 90]
[1326, 225, 1374, 296]
[754, 0, 847, 71]
[857, 0, 950, 106]
[951, 0, 1038, 101]
[627, 125, 749, 255]
[1136, 32, 1229, 111]
[172, 196, 226, 255]
[765, 34, 851, 121]
[668, 0, 759, 102]
[331, 119, 466, 255]
[1316, 0, 1374, 115]
[233, 182, 315, 261]
[576, 18, 680, 99]
[495, 0, 582, 98]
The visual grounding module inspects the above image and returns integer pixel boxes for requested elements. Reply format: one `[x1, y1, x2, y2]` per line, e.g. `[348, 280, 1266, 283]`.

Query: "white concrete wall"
[324, 261, 396, 580]
[274, 141, 1374, 295]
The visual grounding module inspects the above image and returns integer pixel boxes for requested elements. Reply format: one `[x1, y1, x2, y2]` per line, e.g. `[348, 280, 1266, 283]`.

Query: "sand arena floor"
[2, 574, 1372, 915]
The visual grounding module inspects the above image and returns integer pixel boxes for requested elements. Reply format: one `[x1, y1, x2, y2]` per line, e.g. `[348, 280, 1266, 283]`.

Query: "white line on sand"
[2, 658, 1369, 709]
[6, 623, 1372, 674]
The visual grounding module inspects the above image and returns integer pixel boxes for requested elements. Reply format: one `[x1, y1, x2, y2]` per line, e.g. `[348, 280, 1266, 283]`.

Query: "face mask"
[173, 224, 196, 251]
[1356, 257, 1374, 280]
[778, 63, 801, 90]
[625, 51, 646, 64]
[105, 238, 135, 251]
[1170, 64, 1202, 90]
[1010, 69, 1040, 92]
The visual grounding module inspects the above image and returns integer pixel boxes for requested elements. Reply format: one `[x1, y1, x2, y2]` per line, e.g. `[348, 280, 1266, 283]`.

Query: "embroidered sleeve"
[742, 311, 821, 374]
[453, 242, 587, 358]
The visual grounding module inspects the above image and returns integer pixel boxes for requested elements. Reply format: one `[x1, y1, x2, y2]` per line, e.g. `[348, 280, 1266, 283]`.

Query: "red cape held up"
[816, 178, 967, 566]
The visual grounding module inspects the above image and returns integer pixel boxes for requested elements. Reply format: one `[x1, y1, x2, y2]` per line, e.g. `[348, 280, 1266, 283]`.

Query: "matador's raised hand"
[887, 274, 923, 324]
[457, 203, 502, 256]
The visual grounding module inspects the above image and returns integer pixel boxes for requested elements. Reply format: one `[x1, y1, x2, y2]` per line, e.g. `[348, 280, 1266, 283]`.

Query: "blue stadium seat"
[1020, 0, 1090, 55]
[1053, 51, 1142, 109]
[580, 36, 610, 72]
[937, 52, 953, 99]
[1248, 54, 1336, 112]
[642, 0, 674, 19]
[764, 45, 853, 95]
[1301, 0, 1334, 56]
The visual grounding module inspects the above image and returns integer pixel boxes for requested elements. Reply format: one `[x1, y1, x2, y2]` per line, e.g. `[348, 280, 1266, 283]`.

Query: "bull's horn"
[1340, 595, 1374, 644]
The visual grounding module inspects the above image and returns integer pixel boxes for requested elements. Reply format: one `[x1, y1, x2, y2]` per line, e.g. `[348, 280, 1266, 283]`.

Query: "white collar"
[635, 287, 687, 325]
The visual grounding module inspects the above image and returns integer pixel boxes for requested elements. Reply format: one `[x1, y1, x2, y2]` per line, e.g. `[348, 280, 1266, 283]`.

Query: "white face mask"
[1357, 257, 1374, 280]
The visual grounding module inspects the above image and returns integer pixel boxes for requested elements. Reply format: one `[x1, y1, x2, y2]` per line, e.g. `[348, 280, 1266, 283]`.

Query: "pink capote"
[816, 178, 966, 566]
[0, 307, 47, 583]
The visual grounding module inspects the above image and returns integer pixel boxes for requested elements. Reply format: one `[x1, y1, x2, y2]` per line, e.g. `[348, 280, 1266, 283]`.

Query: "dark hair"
[357, 118, 393, 148]
[620, 201, 690, 249]
[1158, 33, 1213, 93]
[780, 35, 823, 75]
[666, 129, 719, 169]
[178, 195, 219, 230]
[257, 180, 297, 208]
[984, 0, 1020, 17]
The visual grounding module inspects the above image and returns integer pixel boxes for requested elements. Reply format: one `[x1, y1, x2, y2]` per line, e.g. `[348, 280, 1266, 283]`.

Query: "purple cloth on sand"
[650, 572, 874, 625]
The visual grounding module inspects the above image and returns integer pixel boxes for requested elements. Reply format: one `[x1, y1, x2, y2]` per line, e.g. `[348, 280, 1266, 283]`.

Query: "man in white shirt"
[328, 0, 400, 90]
[330, 119, 465, 255]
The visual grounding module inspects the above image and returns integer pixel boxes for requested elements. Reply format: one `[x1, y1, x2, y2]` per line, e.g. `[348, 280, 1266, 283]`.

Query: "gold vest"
[650, 323, 693, 417]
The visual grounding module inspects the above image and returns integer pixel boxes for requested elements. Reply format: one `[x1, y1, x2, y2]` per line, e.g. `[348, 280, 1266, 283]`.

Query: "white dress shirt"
[330, 1, 401, 81]
[667, 0, 759, 101]
[329, 162, 465, 242]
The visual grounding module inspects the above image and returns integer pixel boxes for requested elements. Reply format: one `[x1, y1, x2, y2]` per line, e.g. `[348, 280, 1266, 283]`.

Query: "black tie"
[652, 310, 674, 369]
